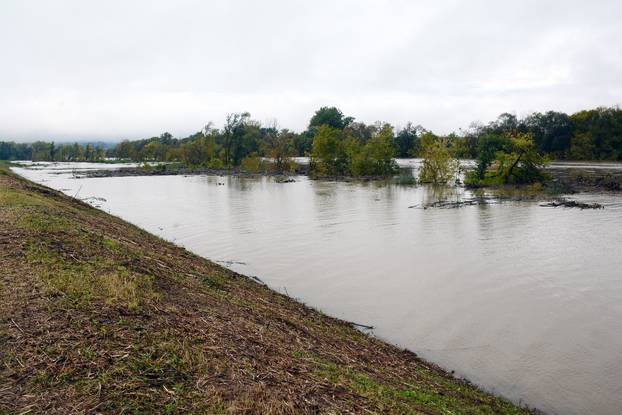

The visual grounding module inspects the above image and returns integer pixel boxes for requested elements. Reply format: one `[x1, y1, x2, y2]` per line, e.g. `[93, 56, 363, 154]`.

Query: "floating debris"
[80, 196, 107, 202]
[217, 260, 248, 266]
[345, 320, 375, 330]
[250, 275, 267, 285]
[540, 199, 604, 210]
[275, 176, 296, 183]
[410, 199, 488, 209]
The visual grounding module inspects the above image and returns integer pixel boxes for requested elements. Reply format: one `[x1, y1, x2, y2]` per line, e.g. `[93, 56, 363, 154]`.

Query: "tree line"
[0, 141, 108, 162]
[1, 106, 621, 175]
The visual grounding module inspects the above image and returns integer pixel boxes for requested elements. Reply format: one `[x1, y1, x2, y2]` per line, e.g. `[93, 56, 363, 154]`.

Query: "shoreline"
[0, 165, 535, 414]
[62, 162, 622, 193]
[14, 159, 622, 193]
[71, 164, 402, 183]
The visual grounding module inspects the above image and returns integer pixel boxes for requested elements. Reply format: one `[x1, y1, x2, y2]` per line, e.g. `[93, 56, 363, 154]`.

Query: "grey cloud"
[0, 0, 620, 141]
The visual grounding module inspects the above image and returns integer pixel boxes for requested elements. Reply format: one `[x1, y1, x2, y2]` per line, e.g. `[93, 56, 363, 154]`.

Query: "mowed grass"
[0, 165, 535, 414]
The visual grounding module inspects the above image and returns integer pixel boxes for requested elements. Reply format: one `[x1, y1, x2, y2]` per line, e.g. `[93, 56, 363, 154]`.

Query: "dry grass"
[0, 167, 534, 414]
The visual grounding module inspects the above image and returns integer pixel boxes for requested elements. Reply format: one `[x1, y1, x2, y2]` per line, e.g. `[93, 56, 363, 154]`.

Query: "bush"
[310, 124, 398, 177]
[309, 126, 353, 176]
[352, 125, 399, 177]
[418, 138, 459, 184]
[465, 132, 548, 186]
[239, 155, 266, 173]
[141, 163, 153, 172]
[207, 158, 224, 169]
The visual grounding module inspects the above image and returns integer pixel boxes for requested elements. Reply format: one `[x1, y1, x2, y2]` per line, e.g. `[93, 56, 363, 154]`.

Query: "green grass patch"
[0, 160, 19, 172]
[0, 186, 55, 209]
[17, 210, 71, 233]
[200, 273, 226, 290]
[314, 361, 525, 415]
[26, 243, 158, 310]
[101, 237, 126, 254]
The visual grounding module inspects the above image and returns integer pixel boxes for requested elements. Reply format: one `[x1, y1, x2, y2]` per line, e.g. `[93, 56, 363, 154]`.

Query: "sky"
[1, 0, 621, 142]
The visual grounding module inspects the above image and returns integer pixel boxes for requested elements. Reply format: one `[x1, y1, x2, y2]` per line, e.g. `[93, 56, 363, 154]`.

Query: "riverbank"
[0, 166, 532, 414]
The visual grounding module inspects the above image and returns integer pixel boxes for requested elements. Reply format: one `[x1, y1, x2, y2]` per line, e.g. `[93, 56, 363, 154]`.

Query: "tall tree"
[523, 111, 573, 155]
[308, 107, 354, 131]
[223, 112, 251, 166]
[395, 122, 421, 157]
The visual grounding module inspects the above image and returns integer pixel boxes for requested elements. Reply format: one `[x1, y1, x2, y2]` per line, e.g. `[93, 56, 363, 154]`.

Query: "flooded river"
[13, 161, 622, 415]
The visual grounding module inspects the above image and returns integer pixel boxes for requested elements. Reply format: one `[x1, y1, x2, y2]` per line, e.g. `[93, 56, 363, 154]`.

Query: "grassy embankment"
[0, 163, 532, 414]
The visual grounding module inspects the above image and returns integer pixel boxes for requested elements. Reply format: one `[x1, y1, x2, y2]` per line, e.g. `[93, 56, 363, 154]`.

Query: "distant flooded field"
[13, 161, 622, 415]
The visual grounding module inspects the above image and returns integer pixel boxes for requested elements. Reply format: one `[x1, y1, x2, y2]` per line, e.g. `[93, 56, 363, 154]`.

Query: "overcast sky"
[1, 0, 621, 142]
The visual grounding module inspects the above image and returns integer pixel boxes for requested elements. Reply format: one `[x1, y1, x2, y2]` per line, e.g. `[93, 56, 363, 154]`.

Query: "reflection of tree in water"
[311, 181, 340, 232]
[421, 184, 463, 206]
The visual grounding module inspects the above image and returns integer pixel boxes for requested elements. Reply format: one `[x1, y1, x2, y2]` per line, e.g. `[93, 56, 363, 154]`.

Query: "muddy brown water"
[13, 161, 622, 415]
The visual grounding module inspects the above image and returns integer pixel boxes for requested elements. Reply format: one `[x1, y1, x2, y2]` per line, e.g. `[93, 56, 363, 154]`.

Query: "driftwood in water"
[80, 196, 107, 202]
[275, 177, 296, 183]
[409, 199, 487, 209]
[540, 199, 603, 210]
[250, 275, 267, 285]
[346, 320, 375, 330]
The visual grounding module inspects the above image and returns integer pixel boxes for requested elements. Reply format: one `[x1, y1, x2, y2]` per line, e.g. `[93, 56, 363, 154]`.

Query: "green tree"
[310, 125, 354, 176]
[346, 122, 376, 145]
[471, 134, 511, 179]
[31, 141, 53, 161]
[85, 144, 97, 161]
[490, 113, 520, 135]
[494, 133, 549, 184]
[223, 112, 251, 166]
[466, 133, 548, 186]
[264, 129, 295, 173]
[570, 107, 622, 160]
[292, 133, 313, 156]
[72, 143, 84, 161]
[523, 111, 573, 156]
[115, 140, 134, 160]
[233, 120, 261, 166]
[418, 136, 460, 184]
[308, 107, 354, 131]
[395, 123, 419, 157]
[567, 132, 594, 160]
[351, 124, 398, 176]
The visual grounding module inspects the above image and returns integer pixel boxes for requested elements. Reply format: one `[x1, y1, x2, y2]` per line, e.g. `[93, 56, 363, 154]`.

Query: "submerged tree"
[223, 112, 251, 167]
[472, 133, 511, 180]
[495, 132, 549, 184]
[418, 133, 460, 184]
[395, 122, 420, 157]
[350, 124, 398, 177]
[309, 125, 354, 176]
[263, 127, 295, 173]
[466, 132, 548, 186]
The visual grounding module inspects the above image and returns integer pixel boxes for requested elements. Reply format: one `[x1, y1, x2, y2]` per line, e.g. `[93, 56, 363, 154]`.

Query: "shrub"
[465, 132, 548, 186]
[239, 154, 266, 173]
[418, 137, 460, 184]
[207, 158, 224, 169]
